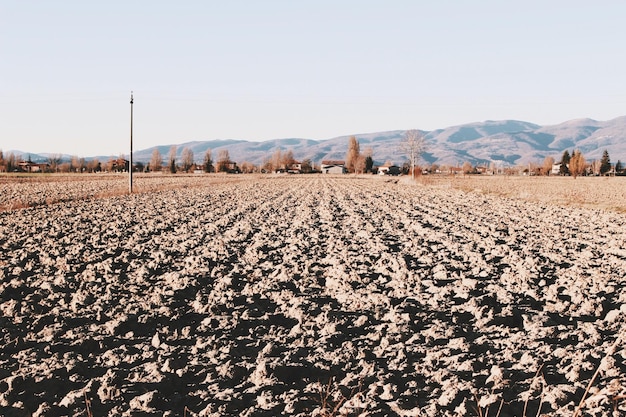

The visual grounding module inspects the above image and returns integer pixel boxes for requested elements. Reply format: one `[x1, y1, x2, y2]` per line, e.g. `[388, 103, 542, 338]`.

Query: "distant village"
[0, 138, 623, 178]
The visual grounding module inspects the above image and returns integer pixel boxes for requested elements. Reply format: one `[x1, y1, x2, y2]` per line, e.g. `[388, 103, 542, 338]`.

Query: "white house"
[377, 164, 401, 176]
[320, 160, 346, 174]
[286, 162, 302, 174]
[552, 163, 566, 175]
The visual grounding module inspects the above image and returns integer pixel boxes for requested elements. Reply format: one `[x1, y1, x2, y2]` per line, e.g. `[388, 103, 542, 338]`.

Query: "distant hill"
[7, 116, 626, 167]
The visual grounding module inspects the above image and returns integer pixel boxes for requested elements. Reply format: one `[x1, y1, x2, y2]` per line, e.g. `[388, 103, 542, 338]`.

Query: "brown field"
[0, 174, 625, 416]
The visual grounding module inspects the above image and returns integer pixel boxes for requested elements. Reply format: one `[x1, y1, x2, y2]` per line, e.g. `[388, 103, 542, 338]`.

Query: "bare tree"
[282, 149, 295, 170]
[270, 149, 283, 172]
[181, 147, 194, 173]
[59, 162, 71, 173]
[301, 159, 313, 173]
[355, 155, 366, 174]
[70, 155, 79, 173]
[345, 136, 360, 173]
[150, 149, 163, 172]
[542, 156, 555, 176]
[569, 150, 586, 178]
[527, 161, 541, 176]
[105, 158, 116, 172]
[239, 161, 256, 173]
[362, 147, 374, 173]
[261, 157, 273, 173]
[591, 159, 602, 176]
[47, 154, 63, 173]
[168, 146, 177, 174]
[217, 149, 231, 172]
[87, 159, 101, 173]
[462, 161, 473, 174]
[203, 149, 213, 173]
[401, 130, 426, 179]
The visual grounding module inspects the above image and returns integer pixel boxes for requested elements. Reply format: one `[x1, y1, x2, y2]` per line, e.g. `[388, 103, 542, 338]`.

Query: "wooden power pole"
[129, 91, 134, 194]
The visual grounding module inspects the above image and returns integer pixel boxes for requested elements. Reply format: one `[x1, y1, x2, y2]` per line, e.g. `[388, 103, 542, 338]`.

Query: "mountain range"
[9, 116, 626, 167]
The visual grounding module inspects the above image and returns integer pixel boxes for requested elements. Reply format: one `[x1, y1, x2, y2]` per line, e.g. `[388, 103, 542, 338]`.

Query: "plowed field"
[1, 175, 625, 416]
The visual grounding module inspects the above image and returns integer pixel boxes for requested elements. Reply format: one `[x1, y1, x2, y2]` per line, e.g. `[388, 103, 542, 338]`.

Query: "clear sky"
[2, 1, 626, 156]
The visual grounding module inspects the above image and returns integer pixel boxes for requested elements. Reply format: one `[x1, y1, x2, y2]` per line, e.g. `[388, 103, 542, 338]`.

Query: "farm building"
[377, 164, 401, 176]
[17, 161, 50, 173]
[320, 160, 346, 174]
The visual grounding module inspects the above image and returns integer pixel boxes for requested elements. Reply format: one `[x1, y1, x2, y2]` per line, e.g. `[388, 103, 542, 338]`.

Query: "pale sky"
[2, 1, 626, 156]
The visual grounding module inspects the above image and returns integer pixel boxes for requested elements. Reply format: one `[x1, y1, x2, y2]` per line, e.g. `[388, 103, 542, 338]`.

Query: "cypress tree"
[559, 150, 570, 175]
[600, 149, 611, 175]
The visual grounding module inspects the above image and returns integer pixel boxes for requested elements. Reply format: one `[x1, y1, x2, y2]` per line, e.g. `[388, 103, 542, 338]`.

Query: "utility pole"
[129, 91, 134, 194]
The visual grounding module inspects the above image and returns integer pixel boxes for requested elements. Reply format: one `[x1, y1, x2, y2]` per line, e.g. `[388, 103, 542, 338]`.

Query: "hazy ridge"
[9, 116, 626, 167]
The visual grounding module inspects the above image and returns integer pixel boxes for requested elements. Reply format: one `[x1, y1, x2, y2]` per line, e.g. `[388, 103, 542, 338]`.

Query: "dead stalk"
[319, 377, 346, 417]
[523, 364, 544, 417]
[614, 395, 626, 412]
[495, 398, 504, 417]
[535, 389, 544, 417]
[472, 393, 483, 417]
[84, 391, 93, 417]
[317, 376, 364, 417]
[572, 360, 605, 417]
[573, 333, 623, 417]
[473, 392, 504, 417]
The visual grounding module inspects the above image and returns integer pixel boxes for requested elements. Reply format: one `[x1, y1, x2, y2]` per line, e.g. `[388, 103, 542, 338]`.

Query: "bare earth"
[0, 174, 625, 416]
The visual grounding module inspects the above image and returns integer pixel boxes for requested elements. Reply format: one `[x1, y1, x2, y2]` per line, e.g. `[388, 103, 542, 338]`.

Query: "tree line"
[149, 146, 235, 174]
[0, 150, 102, 173]
[1, 138, 621, 177]
[417, 148, 621, 178]
[150, 146, 314, 174]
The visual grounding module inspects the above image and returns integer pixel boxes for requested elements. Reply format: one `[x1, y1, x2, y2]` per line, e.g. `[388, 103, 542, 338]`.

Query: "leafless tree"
[345, 136, 360, 173]
[591, 159, 601, 176]
[105, 158, 116, 172]
[217, 149, 231, 172]
[270, 149, 283, 172]
[86, 158, 101, 173]
[542, 156, 555, 176]
[401, 130, 426, 179]
[203, 149, 213, 173]
[47, 154, 63, 173]
[168, 146, 177, 173]
[59, 162, 71, 173]
[362, 147, 374, 173]
[528, 161, 541, 176]
[282, 149, 296, 170]
[150, 149, 163, 172]
[181, 147, 194, 173]
[239, 161, 256, 173]
[301, 159, 313, 173]
[355, 155, 366, 174]
[70, 155, 79, 173]
[569, 150, 586, 178]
